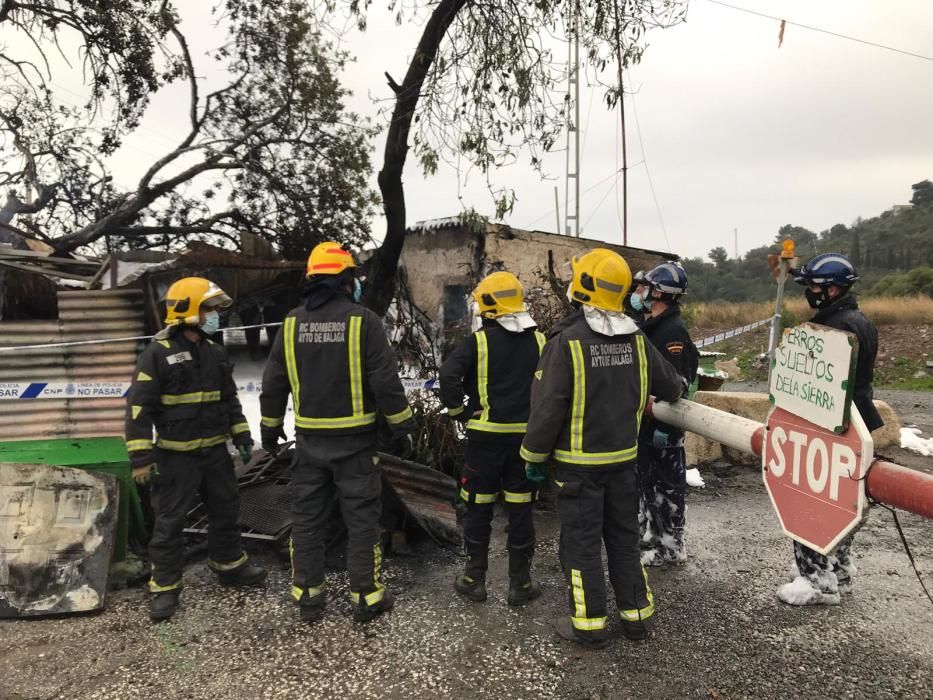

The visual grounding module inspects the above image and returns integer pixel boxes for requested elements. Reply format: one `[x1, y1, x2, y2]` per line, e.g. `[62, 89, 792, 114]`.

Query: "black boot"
[217, 561, 267, 587]
[507, 542, 541, 607]
[455, 536, 489, 602]
[555, 616, 609, 650]
[353, 588, 395, 623]
[299, 590, 326, 623]
[620, 619, 648, 641]
[149, 591, 180, 622]
[454, 575, 488, 602]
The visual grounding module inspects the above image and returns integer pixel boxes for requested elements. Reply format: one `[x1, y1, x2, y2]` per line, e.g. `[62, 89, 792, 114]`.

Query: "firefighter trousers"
[794, 536, 856, 593]
[637, 443, 687, 561]
[290, 433, 385, 608]
[149, 445, 247, 591]
[459, 433, 536, 581]
[556, 464, 654, 642]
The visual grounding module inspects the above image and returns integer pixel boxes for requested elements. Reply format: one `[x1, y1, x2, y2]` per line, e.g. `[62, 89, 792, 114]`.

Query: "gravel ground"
[2, 461, 932, 700]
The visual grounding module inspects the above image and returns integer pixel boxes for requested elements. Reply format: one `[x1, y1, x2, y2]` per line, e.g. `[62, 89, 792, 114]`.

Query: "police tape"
[0, 377, 440, 400]
[694, 318, 770, 350]
[0, 322, 285, 353]
[0, 321, 767, 399]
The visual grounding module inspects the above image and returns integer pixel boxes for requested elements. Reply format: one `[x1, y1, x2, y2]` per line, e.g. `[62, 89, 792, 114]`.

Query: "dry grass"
[688, 295, 933, 328]
[857, 296, 933, 325]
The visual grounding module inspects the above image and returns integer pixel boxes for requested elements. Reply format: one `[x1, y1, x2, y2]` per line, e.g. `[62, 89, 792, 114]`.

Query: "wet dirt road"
[2, 461, 932, 700]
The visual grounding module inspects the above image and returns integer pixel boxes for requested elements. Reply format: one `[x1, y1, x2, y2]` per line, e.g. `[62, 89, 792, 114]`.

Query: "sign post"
[767, 239, 798, 375]
[763, 323, 872, 554]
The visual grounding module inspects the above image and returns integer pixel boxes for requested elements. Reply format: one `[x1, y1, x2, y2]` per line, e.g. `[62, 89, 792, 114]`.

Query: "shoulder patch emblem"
[165, 351, 193, 365]
[157, 340, 171, 348]
[132, 405, 142, 419]
[666, 341, 685, 355]
[534, 370, 543, 380]
[137, 371, 152, 381]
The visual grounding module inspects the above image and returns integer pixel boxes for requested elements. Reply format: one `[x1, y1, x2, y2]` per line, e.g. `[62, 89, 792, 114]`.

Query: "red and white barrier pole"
[646, 398, 933, 520]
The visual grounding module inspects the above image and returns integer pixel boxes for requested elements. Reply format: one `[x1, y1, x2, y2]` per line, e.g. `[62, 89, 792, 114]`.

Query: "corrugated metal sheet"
[0, 290, 144, 441]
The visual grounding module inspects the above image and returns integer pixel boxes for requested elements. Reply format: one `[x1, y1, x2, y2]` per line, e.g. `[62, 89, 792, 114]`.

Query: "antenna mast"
[613, 1, 628, 246]
[564, 1, 581, 237]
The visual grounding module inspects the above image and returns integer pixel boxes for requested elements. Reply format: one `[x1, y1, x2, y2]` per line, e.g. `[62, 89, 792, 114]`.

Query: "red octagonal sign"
[763, 407, 874, 555]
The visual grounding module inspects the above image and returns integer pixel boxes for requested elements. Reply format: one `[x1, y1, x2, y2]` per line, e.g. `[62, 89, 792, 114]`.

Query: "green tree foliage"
[681, 180, 933, 302]
[708, 246, 729, 269]
[871, 267, 933, 297]
[911, 180, 933, 207]
[0, 1, 377, 258]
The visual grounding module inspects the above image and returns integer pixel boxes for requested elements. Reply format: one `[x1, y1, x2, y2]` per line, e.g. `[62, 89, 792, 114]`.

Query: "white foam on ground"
[777, 575, 840, 606]
[901, 427, 933, 457]
[777, 576, 822, 605]
[686, 468, 705, 488]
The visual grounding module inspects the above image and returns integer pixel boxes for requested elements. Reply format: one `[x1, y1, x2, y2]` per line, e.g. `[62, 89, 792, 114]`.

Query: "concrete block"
[872, 401, 901, 450]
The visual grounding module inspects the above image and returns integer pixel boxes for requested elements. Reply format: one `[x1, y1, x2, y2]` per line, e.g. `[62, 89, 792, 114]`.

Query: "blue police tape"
[694, 318, 770, 349]
[1, 377, 439, 400]
[2, 321, 767, 399]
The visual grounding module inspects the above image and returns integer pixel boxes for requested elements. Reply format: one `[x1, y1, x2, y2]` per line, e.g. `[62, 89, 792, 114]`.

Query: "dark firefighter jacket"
[438, 323, 546, 435]
[259, 295, 415, 436]
[810, 293, 883, 431]
[125, 331, 250, 468]
[521, 309, 683, 468]
[640, 304, 699, 438]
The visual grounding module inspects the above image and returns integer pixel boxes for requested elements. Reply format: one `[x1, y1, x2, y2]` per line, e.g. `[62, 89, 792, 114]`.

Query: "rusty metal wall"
[0, 290, 144, 441]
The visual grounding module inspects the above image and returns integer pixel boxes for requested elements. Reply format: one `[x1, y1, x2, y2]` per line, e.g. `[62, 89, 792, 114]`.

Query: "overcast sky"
[107, 0, 933, 260]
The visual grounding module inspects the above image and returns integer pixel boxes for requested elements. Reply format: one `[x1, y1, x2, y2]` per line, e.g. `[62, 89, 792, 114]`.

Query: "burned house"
[399, 218, 676, 332]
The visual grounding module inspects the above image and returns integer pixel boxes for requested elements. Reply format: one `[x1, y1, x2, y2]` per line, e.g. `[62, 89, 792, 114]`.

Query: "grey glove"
[392, 432, 415, 460]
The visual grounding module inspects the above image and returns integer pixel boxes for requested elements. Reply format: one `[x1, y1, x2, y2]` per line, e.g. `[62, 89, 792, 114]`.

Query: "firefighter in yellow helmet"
[520, 249, 683, 648]
[259, 242, 415, 623]
[125, 277, 265, 622]
[439, 271, 546, 605]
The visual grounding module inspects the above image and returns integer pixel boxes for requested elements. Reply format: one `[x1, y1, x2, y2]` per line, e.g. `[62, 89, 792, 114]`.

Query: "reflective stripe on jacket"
[259, 296, 415, 436]
[438, 324, 545, 435]
[521, 309, 683, 468]
[124, 332, 249, 466]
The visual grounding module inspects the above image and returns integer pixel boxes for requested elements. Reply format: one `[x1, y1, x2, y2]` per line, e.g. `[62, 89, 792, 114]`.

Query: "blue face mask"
[200, 310, 220, 335]
[630, 292, 644, 312]
[352, 278, 362, 303]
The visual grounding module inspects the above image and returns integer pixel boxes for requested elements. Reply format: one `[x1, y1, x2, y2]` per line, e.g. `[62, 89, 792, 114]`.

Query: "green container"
[0, 437, 145, 562]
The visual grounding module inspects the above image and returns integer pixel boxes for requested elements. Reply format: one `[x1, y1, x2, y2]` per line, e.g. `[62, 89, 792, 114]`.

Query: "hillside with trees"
[682, 180, 933, 302]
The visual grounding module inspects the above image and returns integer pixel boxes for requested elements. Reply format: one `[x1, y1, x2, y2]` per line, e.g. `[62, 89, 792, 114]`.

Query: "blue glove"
[525, 462, 546, 484]
[652, 429, 671, 449]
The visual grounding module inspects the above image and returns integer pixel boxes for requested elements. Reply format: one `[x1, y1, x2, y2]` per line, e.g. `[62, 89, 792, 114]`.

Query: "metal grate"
[237, 482, 294, 536]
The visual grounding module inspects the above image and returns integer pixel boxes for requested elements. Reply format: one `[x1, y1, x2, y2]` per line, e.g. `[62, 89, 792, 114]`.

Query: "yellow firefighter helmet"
[471, 271, 526, 318]
[568, 248, 632, 312]
[163, 277, 232, 327]
[306, 241, 358, 277]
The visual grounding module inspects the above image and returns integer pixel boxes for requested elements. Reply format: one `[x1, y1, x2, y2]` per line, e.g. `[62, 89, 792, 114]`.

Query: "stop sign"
[762, 406, 874, 555]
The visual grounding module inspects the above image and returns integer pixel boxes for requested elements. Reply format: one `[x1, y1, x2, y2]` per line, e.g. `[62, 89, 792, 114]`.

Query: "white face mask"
[582, 306, 639, 336]
[469, 300, 483, 332]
